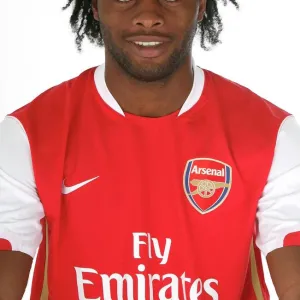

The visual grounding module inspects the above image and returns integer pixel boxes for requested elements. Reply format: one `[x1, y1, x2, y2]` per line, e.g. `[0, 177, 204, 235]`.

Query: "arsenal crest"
[183, 158, 232, 214]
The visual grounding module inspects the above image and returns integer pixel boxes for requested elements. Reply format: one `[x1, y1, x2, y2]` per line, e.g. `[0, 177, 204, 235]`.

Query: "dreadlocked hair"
[62, 0, 239, 52]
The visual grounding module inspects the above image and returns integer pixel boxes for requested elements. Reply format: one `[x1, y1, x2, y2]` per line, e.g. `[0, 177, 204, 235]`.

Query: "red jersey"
[2, 64, 299, 300]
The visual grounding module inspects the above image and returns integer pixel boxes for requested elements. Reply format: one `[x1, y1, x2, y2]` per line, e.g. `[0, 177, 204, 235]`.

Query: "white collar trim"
[94, 61, 205, 117]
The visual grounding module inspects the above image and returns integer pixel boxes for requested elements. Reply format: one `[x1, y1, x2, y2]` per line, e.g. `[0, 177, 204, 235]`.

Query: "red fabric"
[0, 238, 12, 250]
[284, 231, 300, 247]
[30, 219, 47, 300]
[253, 243, 270, 300]
[9, 67, 291, 299]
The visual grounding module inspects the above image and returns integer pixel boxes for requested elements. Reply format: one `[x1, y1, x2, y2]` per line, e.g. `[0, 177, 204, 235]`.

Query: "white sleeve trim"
[0, 116, 44, 258]
[256, 115, 300, 256]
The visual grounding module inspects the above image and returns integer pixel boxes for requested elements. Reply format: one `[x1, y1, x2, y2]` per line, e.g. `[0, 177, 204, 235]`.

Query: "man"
[0, 0, 300, 299]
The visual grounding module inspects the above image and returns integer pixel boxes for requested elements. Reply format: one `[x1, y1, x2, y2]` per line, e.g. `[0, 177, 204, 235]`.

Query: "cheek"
[98, 2, 117, 25]
[98, 7, 130, 38]
[169, 5, 199, 30]
[98, 0, 135, 23]
[98, 18, 125, 47]
[173, 17, 198, 41]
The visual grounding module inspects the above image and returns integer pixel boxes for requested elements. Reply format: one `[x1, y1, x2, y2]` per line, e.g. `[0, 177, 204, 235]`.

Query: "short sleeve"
[256, 115, 300, 256]
[0, 116, 44, 258]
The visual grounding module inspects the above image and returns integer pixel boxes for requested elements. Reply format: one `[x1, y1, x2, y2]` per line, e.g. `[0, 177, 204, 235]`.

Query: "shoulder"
[256, 116, 300, 256]
[204, 68, 290, 121]
[0, 117, 44, 258]
[6, 67, 98, 140]
[271, 116, 300, 177]
[0, 117, 32, 184]
[10, 66, 97, 121]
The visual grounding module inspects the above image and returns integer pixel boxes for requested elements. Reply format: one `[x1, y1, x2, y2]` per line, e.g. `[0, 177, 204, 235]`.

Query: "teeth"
[134, 41, 162, 47]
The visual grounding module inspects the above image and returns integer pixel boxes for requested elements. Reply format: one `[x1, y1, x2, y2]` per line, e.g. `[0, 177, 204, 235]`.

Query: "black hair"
[62, 0, 239, 52]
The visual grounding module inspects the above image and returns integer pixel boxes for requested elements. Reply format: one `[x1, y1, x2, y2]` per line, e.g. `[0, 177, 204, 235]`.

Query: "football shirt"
[1, 64, 300, 299]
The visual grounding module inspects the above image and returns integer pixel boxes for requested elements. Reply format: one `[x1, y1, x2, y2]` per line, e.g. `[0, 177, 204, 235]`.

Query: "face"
[92, 0, 206, 82]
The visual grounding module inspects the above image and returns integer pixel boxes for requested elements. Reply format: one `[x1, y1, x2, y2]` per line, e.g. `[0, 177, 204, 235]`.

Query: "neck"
[104, 54, 194, 118]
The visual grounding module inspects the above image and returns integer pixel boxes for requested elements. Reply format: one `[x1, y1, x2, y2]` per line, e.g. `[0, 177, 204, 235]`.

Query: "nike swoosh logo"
[62, 176, 99, 195]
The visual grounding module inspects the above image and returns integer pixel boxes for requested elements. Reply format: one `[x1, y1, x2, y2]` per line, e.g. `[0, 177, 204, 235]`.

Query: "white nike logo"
[62, 176, 99, 195]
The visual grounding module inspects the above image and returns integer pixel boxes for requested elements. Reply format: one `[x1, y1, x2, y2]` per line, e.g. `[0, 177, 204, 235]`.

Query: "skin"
[0, 1, 207, 298]
[92, 1, 300, 298]
[1, 0, 300, 299]
[0, 251, 32, 300]
[92, 0, 206, 117]
[267, 247, 300, 299]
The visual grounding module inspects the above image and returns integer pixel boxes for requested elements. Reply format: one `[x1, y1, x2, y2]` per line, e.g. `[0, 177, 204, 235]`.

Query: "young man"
[0, 0, 300, 299]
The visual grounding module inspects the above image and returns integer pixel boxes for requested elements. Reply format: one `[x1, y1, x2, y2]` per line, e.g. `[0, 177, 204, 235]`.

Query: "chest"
[59, 121, 257, 245]
[45, 118, 269, 299]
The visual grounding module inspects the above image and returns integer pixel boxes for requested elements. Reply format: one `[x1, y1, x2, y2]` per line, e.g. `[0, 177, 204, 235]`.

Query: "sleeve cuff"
[0, 231, 40, 258]
[259, 231, 300, 257]
[0, 238, 12, 251]
[284, 231, 300, 247]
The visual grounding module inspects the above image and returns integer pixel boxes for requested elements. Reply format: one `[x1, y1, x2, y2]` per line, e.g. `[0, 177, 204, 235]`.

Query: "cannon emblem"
[183, 158, 232, 214]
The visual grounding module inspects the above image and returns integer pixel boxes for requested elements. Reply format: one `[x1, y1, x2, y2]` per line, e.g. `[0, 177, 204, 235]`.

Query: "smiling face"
[92, 0, 206, 82]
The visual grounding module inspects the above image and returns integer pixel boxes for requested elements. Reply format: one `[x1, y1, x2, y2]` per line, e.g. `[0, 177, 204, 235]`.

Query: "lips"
[125, 35, 172, 58]
[128, 41, 170, 58]
[126, 35, 172, 43]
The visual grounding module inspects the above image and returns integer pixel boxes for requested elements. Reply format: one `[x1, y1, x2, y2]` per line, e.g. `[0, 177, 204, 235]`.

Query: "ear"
[198, 0, 207, 22]
[92, 0, 100, 21]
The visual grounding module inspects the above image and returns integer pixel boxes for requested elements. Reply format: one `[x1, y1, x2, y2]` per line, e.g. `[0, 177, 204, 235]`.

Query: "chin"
[110, 44, 184, 82]
[125, 62, 177, 82]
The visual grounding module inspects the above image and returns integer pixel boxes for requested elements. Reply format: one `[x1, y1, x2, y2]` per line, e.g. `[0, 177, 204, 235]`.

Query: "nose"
[132, 0, 164, 29]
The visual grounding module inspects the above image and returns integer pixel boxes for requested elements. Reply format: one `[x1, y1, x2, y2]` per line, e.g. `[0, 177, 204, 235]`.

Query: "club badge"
[183, 158, 232, 214]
